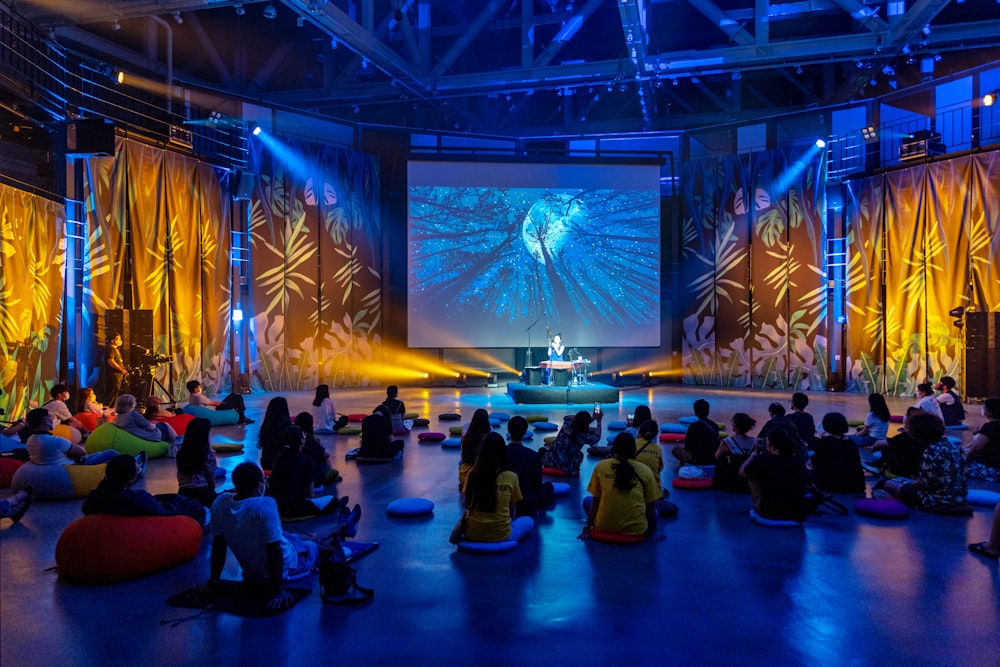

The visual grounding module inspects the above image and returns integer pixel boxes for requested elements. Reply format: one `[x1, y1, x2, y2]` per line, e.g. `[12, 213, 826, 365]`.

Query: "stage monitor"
[407, 158, 661, 348]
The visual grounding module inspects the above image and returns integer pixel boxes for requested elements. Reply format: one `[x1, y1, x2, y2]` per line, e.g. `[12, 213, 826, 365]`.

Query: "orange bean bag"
[55, 514, 204, 584]
[154, 412, 195, 436]
[74, 412, 100, 432]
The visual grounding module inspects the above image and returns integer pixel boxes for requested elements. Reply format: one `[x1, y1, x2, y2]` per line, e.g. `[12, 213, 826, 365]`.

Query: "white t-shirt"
[43, 399, 73, 423]
[311, 397, 337, 431]
[210, 493, 296, 583]
[26, 433, 74, 466]
[915, 395, 944, 421]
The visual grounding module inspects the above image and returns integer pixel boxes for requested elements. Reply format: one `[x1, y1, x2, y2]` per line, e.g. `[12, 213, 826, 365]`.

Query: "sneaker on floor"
[135, 451, 148, 480]
[238, 417, 255, 425]
[344, 503, 362, 538]
[9, 486, 33, 523]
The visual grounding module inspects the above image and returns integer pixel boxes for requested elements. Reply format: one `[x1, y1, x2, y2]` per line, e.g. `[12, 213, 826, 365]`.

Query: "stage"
[505, 381, 620, 405]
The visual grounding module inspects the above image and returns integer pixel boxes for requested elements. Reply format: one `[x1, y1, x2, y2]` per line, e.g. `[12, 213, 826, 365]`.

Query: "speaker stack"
[103, 309, 154, 366]
[965, 312, 1000, 399]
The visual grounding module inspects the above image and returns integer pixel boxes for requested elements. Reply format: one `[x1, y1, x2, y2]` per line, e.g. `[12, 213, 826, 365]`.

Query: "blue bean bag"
[678, 416, 699, 424]
[854, 498, 909, 519]
[749, 509, 802, 527]
[438, 413, 462, 421]
[387, 498, 435, 517]
[945, 423, 969, 431]
[11, 462, 107, 500]
[660, 423, 688, 434]
[533, 422, 559, 432]
[183, 404, 240, 426]
[521, 430, 533, 440]
[85, 423, 170, 458]
[457, 539, 518, 554]
[490, 413, 511, 422]
[489, 418, 501, 429]
[967, 489, 1000, 508]
[441, 438, 462, 449]
[607, 421, 627, 431]
[551, 482, 570, 498]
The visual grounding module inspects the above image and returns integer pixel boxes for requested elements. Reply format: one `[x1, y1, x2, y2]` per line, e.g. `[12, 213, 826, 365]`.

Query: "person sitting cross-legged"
[458, 433, 534, 543]
[266, 426, 341, 519]
[739, 427, 807, 523]
[83, 454, 205, 523]
[879, 411, 968, 513]
[672, 399, 719, 466]
[505, 416, 555, 517]
[581, 432, 661, 541]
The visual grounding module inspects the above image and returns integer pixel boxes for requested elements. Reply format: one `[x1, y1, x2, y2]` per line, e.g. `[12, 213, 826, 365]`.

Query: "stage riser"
[505, 383, 619, 405]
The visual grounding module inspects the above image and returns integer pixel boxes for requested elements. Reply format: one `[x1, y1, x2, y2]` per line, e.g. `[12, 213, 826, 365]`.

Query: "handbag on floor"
[318, 546, 374, 604]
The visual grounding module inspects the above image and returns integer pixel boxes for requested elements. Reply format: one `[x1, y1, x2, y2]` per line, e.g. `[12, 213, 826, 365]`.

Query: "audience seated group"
[113, 394, 177, 447]
[787, 392, 817, 446]
[505, 416, 554, 517]
[809, 412, 865, 494]
[258, 397, 292, 470]
[851, 393, 891, 448]
[186, 379, 254, 425]
[83, 453, 205, 524]
[310, 384, 339, 435]
[22, 408, 122, 468]
[739, 427, 807, 523]
[935, 376, 966, 426]
[358, 410, 404, 460]
[294, 412, 339, 486]
[266, 426, 340, 519]
[871, 407, 928, 478]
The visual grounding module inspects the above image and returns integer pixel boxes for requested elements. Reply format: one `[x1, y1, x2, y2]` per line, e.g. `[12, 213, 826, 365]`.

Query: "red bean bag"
[672, 477, 714, 490]
[55, 514, 204, 584]
[542, 467, 576, 477]
[0, 458, 25, 488]
[889, 415, 904, 424]
[590, 530, 646, 544]
[154, 412, 195, 436]
[658, 433, 686, 443]
[347, 413, 368, 423]
[74, 412, 100, 432]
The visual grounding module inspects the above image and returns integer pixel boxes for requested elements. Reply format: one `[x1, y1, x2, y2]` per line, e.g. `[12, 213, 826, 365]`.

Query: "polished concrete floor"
[2, 384, 999, 667]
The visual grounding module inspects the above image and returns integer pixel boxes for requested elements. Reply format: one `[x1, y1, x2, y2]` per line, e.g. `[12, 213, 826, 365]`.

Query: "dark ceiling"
[6, 0, 1000, 138]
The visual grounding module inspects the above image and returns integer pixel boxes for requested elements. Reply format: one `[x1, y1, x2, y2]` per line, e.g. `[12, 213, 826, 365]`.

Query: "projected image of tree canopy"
[408, 185, 660, 348]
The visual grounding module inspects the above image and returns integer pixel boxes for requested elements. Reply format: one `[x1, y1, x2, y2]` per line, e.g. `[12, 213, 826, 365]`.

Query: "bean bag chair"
[967, 489, 1000, 508]
[490, 413, 511, 422]
[590, 530, 646, 544]
[0, 457, 25, 488]
[412, 418, 430, 427]
[347, 413, 368, 423]
[441, 438, 462, 449]
[55, 514, 204, 584]
[532, 422, 559, 432]
[672, 477, 713, 490]
[418, 432, 446, 443]
[403, 412, 419, 420]
[889, 415, 904, 423]
[386, 498, 435, 517]
[154, 412, 195, 436]
[749, 508, 802, 527]
[448, 425, 464, 435]
[74, 412, 100, 432]
[457, 539, 518, 554]
[542, 467, 575, 477]
[525, 415, 549, 423]
[336, 426, 362, 435]
[607, 421, 627, 431]
[853, 498, 909, 519]
[659, 433, 686, 443]
[678, 416, 699, 424]
[0, 434, 24, 453]
[183, 404, 240, 426]
[489, 418, 501, 429]
[521, 430, 533, 440]
[85, 423, 170, 459]
[52, 424, 82, 443]
[660, 423, 688, 434]
[551, 482, 571, 498]
[543, 436, 556, 445]
[438, 413, 461, 421]
[656, 499, 679, 518]
[11, 462, 106, 500]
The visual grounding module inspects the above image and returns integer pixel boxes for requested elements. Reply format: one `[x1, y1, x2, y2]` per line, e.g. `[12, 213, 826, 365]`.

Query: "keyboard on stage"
[539, 361, 573, 370]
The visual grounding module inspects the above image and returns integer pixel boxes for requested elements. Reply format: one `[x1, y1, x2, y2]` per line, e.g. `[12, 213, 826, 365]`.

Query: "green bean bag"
[86, 423, 169, 459]
[183, 404, 240, 426]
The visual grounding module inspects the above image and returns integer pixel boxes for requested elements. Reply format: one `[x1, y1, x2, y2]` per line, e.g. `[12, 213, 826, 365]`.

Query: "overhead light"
[796, 65, 803, 75]
[114, 69, 125, 85]
[309, 1, 324, 13]
[861, 126, 878, 144]
[815, 138, 827, 149]
[263, 4, 277, 19]
[111, 19, 121, 31]
[921, 24, 931, 36]
[252, 125, 262, 136]
[172, 11, 183, 25]
[984, 91, 999, 107]
[234, 3, 245, 15]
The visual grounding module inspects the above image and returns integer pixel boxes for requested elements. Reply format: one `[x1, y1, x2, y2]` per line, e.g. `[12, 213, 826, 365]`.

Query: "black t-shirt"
[883, 432, 927, 478]
[743, 453, 807, 522]
[684, 418, 720, 465]
[810, 435, 865, 493]
[787, 412, 816, 444]
[360, 413, 394, 458]
[507, 442, 543, 516]
[267, 448, 313, 502]
[973, 420, 1000, 468]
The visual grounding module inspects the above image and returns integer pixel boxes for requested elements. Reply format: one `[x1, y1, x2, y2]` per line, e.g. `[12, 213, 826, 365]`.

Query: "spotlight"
[881, 65, 895, 76]
[232, 309, 244, 323]
[252, 125, 262, 136]
[114, 69, 124, 85]
[172, 11, 183, 24]
[984, 91, 998, 107]
[672, 77, 678, 86]
[309, 1, 324, 14]
[861, 126, 878, 144]
[234, 4, 245, 16]
[948, 306, 966, 318]
[263, 4, 277, 19]
[111, 19, 121, 31]
[921, 24, 931, 36]
[815, 138, 827, 149]
[796, 65, 803, 75]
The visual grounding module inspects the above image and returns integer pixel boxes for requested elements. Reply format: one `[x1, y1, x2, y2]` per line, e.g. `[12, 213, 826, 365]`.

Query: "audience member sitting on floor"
[258, 397, 292, 470]
[459, 433, 534, 543]
[962, 397, 1000, 482]
[540, 408, 602, 476]
[0, 487, 33, 523]
[142, 395, 176, 420]
[267, 426, 339, 518]
[851, 393, 891, 448]
[934, 376, 966, 426]
[968, 497, 1000, 560]
[871, 407, 929, 478]
[209, 462, 362, 609]
[878, 411, 968, 513]
[310, 384, 339, 434]
[505, 416, 554, 517]
[42, 383, 86, 436]
[809, 412, 866, 493]
[581, 432, 661, 540]
[113, 394, 177, 446]
[459, 409, 492, 490]
[787, 392, 817, 446]
[672, 398, 719, 466]
[740, 427, 807, 523]
[378, 385, 407, 432]
[23, 408, 121, 468]
[913, 382, 944, 423]
[83, 454, 205, 523]
[186, 379, 254, 425]
[625, 405, 653, 439]
[175, 417, 219, 508]
[294, 412, 338, 488]
[634, 419, 664, 488]
[358, 411, 404, 460]
[77, 387, 113, 421]
[714, 412, 757, 493]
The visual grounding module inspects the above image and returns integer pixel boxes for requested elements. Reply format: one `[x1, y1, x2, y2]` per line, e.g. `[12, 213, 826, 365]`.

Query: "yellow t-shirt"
[464, 470, 523, 542]
[635, 437, 664, 495]
[587, 459, 659, 536]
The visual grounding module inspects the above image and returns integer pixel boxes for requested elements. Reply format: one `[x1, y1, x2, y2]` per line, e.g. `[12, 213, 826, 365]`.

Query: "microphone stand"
[524, 316, 542, 367]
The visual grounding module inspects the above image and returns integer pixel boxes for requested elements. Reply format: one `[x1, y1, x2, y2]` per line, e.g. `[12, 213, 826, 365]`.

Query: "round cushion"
[155, 413, 195, 436]
[336, 426, 362, 435]
[551, 482, 571, 498]
[678, 416, 699, 424]
[966, 489, 1000, 508]
[55, 514, 203, 584]
[532, 422, 559, 432]
[11, 462, 107, 499]
[656, 499, 679, 517]
[347, 413, 368, 422]
[542, 466, 575, 477]
[589, 530, 646, 544]
[525, 415, 549, 423]
[660, 423, 688, 434]
[749, 509, 802, 527]
[457, 539, 518, 554]
[489, 418, 501, 429]
[945, 435, 962, 446]
[85, 423, 170, 459]
[0, 457, 25, 487]
[386, 497, 435, 517]
[672, 477, 713, 490]
[439, 413, 462, 421]
[448, 425, 464, 435]
[441, 438, 462, 449]
[521, 430, 533, 440]
[183, 404, 240, 426]
[659, 433, 686, 443]
[392, 427, 409, 436]
[853, 498, 909, 519]
[418, 432, 446, 442]
[52, 424, 82, 443]
[889, 414, 904, 423]
[847, 419, 864, 428]
[412, 418, 430, 427]
[490, 412, 510, 422]
[403, 412, 419, 420]
[607, 421, 627, 431]
[945, 423, 969, 431]
[543, 436, 556, 445]
[74, 412, 100, 432]
[211, 442, 245, 453]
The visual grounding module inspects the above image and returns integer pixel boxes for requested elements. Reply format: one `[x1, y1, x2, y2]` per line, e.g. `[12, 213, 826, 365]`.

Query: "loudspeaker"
[64, 119, 115, 156]
[231, 170, 256, 201]
[966, 312, 1000, 398]
[104, 309, 154, 365]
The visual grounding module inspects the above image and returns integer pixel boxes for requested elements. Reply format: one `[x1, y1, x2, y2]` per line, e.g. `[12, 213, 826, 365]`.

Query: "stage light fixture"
[111, 19, 121, 31]
[815, 138, 827, 148]
[796, 65, 803, 75]
[234, 4, 245, 16]
[172, 11, 183, 24]
[252, 125, 262, 136]
[861, 126, 878, 143]
[296, 15, 305, 27]
[921, 24, 931, 36]
[232, 309, 244, 323]
[309, 1, 324, 14]
[263, 4, 277, 19]
[949, 306, 966, 318]
[983, 91, 998, 107]
[115, 69, 125, 85]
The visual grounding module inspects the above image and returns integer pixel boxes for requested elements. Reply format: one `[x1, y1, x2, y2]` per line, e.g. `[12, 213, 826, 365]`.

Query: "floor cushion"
[418, 432, 446, 442]
[441, 438, 462, 449]
[211, 442, 245, 454]
[590, 530, 646, 544]
[543, 436, 556, 445]
[672, 477, 713, 490]
[74, 412, 100, 432]
[392, 427, 409, 436]
[543, 466, 575, 477]
[56, 514, 204, 584]
[606, 421, 627, 431]
[551, 482, 571, 497]
[11, 462, 106, 499]
[155, 413, 195, 436]
[521, 430, 533, 440]
[749, 508, 802, 527]
[448, 425, 464, 435]
[490, 412, 511, 422]
[889, 414, 904, 423]
[945, 423, 969, 431]
[525, 415, 549, 423]
[659, 433, 686, 443]
[336, 426, 362, 435]
[347, 413, 369, 422]
[403, 412, 419, 420]
[183, 404, 240, 426]
[387, 498, 435, 517]
[0, 457, 25, 487]
[457, 539, 518, 554]
[532, 422, 559, 432]
[660, 423, 688, 434]
[438, 413, 461, 421]
[86, 423, 170, 459]
[412, 418, 430, 427]
[853, 498, 909, 519]
[967, 489, 1000, 507]
[678, 416, 699, 424]
[489, 418, 501, 429]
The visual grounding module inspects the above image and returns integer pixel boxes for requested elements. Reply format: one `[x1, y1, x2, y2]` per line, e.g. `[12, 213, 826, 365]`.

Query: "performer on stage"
[545, 332, 565, 385]
[97, 332, 128, 405]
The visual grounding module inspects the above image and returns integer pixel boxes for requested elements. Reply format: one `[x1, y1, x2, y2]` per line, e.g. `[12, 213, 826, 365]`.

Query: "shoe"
[344, 504, 362, 538]
[238, 417, 255, 425]
[9, 486, 33, 523]
[968, 542, 1000, 559]
[135, 451, 148, 480]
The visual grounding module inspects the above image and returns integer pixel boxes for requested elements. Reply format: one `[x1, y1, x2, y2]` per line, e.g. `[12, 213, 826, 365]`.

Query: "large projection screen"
[407, 159, 661, 349]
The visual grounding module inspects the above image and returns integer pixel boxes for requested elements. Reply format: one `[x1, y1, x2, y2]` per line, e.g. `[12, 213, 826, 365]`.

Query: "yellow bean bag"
[11, 462, 107, 500]
[86, 423, 170, 459]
